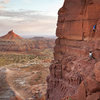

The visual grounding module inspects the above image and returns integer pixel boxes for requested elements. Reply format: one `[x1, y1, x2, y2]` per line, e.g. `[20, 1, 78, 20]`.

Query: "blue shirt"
[93, 25, 96, 29]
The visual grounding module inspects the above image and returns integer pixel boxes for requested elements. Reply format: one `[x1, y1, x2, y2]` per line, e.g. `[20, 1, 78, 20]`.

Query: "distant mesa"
[0, 30, 23, 40]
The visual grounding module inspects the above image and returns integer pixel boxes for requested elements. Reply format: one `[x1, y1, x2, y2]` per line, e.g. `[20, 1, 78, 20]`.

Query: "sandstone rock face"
[47, 0, 100, 100]
[0, 30, 23, 40]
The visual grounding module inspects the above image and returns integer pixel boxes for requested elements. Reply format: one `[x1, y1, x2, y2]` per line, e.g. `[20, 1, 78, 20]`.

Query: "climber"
[89, 51, 95, 59]
[93, 24, 96, 32]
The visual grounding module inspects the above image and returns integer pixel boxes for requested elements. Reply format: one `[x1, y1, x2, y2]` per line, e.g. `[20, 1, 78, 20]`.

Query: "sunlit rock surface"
[47, 0, 100, 100]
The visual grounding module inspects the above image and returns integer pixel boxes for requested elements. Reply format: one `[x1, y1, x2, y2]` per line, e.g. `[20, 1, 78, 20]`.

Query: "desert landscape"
[0, 30, 55, 53]
[1, 0, 100, 100]
[0, 30, 55, 100]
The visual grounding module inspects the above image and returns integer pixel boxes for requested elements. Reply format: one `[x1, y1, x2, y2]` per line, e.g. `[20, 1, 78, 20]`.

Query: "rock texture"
[0, 30, 23, 40]
[47, 0, 100, 100]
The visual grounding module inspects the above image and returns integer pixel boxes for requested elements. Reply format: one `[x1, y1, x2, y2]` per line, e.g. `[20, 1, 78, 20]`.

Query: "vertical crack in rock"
[47, 0, 100, 100]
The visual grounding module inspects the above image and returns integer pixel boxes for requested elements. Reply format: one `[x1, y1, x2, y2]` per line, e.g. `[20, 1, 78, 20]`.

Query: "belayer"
[89, 51, 95, 59]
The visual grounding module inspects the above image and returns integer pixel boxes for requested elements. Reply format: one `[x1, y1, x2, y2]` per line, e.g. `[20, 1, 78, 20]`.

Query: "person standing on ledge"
[89, 51, 95, 59]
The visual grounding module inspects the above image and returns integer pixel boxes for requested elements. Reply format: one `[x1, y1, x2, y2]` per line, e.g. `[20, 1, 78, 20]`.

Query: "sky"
[0, 0, 64, 37]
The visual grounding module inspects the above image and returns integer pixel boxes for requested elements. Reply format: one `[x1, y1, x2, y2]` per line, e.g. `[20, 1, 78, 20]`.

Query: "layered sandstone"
[47, 0, 100, 100]
[0, 30, 23, 40]
[0, 38, 55, 53]
[0, 31, 55, 53]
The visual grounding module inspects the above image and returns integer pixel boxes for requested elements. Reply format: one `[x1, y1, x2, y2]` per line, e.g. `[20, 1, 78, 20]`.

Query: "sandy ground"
[0, 58, 50, 100]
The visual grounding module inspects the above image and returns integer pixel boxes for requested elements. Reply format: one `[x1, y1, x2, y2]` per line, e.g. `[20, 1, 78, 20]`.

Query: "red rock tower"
[0, 30, 22, 40]
[47, 0, 100, 100]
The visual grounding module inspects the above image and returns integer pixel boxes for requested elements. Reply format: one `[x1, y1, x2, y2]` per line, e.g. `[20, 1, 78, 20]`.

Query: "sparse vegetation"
[0, 49, 53, 67]
[0, 48, 53, 100]
[0, 54, 35, 66]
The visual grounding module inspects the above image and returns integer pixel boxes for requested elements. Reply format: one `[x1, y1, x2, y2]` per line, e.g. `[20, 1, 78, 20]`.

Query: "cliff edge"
[47, 0, 100, 100]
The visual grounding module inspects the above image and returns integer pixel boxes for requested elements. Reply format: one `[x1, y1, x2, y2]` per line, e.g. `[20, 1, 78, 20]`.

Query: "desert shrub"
[0, 54, 36, 66]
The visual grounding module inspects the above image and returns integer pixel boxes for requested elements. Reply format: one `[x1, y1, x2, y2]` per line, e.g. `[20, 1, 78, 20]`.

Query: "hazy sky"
[0, 0, 64, 37]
